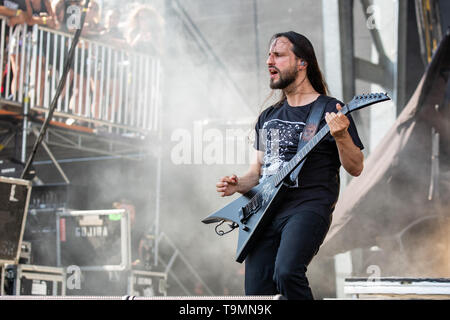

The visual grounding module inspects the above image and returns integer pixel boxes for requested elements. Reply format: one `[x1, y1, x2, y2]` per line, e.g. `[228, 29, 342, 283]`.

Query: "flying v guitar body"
[202, 177, 283, 263]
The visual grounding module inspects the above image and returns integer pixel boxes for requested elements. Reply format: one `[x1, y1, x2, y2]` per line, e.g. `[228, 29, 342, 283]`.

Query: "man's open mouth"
[269, 68, 279, 79]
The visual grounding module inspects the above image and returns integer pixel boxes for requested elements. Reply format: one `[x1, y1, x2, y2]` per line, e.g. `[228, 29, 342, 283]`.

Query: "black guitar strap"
[286, 95, 329, 186]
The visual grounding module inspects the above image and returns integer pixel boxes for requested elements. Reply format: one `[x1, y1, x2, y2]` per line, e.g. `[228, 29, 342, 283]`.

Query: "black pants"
[244, 209, 331, 300]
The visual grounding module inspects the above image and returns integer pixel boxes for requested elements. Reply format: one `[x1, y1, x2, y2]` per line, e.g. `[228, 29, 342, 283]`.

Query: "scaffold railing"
[0, 15, 161, 135]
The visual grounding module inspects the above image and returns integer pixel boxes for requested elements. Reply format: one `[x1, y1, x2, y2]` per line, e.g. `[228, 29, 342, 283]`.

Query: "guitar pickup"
[240, 200, 261, 223]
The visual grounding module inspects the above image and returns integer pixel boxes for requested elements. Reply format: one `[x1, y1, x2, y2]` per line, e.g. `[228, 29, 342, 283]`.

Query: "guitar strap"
[286, 95, 329, 186]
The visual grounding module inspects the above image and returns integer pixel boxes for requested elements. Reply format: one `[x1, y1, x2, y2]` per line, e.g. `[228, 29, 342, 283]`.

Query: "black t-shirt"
[254, 95, 364, 219]
[30, 0, 48, 16]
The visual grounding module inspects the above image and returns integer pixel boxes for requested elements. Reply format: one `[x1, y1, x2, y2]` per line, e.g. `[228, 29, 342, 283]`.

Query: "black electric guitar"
[202, 93, 390, 263]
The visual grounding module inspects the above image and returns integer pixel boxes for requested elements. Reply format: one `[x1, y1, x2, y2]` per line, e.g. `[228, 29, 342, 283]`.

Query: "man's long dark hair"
[270, 31, 329, 106]
[250, 32, 330, 145]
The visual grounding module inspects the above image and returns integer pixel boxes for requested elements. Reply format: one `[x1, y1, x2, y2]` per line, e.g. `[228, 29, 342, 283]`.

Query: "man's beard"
[269, 67, 298, 89]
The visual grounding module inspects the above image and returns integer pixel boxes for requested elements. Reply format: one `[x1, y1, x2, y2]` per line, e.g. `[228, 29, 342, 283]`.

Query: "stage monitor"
[0, 177, 32, 264]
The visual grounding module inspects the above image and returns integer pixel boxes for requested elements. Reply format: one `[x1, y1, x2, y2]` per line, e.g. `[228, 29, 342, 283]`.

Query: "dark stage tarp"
[320, 31, 450, 257]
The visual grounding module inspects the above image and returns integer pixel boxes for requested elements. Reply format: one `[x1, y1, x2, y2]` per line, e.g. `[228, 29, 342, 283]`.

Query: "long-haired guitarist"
[216, 31, 364, 300]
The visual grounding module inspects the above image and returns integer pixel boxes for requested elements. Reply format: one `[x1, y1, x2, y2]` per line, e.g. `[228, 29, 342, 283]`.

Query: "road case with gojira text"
[56, 209, 131, 272]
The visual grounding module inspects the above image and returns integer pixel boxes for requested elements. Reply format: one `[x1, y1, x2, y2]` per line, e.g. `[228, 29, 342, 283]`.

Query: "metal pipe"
[98, 45, 105, 120]
[117, 50, 125, 127]
[31, 106, 149, 133]
[21, 33, 32, 163]
[143, 56, 150, 130]
[148, 59, 156, 131]
[157, 255, 192, 296]
[63, 35, 70, 113]
[130, 54, 138, 127]
[123, 54, 130, 126]
[18, 24, 26, 102]
[51, 32, 58, 107]
[154, 144, 162, 267]
[5, 25, 13, 99]
[32, 127, 70, 184]
[85, 42, 92, 118]
[154, 59, 162, 131]
[73, 40, 79, 114]
[45, 141, 144, 161]
[36, 28, 43, 107]
[78, 40, 85, 117]
[38, 24, 140, 53]
[58, 35, 65, 111]
[32, 153, 145, 165]
[44, 30, 50, 107]
[111, 50, 118, 124]
[105, 46, 112, 121]
[137, 54, 144, 128]
[0, 19, 5, 97]
[29, 26, 38, 109]
[159, 232, 214, 296]
[92, 43, 99, 119]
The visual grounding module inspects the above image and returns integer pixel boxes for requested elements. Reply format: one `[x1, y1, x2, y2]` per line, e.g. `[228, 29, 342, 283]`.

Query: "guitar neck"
[273, 106, 349, 186]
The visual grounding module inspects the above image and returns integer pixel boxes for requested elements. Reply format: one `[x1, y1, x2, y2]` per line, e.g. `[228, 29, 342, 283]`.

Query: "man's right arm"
[0, 6, 18, 17]
[216, 150, 263, 197]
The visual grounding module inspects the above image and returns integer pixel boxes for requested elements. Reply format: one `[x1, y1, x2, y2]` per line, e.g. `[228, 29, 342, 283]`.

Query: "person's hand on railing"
[8, 9, 27, 27]
[27, 14, 58, 29]
[51, 18, 60, 30]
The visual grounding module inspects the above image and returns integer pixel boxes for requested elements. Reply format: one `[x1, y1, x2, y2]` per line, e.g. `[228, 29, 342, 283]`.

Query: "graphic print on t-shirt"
[259, 119, 305, 181]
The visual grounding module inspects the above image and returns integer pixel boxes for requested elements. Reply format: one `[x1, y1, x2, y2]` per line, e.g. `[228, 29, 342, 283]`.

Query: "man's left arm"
[325, 103, 364, 177]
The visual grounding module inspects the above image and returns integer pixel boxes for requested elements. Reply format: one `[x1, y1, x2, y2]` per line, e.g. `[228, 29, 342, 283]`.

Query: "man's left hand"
[325, 103, 350, 140]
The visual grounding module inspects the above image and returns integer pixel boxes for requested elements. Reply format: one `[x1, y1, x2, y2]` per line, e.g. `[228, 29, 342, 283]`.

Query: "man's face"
[266, 37, 299, 90]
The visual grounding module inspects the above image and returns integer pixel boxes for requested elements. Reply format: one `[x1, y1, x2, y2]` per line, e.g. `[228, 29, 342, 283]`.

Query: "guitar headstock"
[346, 93, 391, 113]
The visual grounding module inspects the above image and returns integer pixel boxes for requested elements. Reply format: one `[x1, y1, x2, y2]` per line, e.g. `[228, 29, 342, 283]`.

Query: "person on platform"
[68, 0, 104, 118]
[1, 0, 28, 99]
[126, 4, 163, 56]
[215, 31, 364, 300]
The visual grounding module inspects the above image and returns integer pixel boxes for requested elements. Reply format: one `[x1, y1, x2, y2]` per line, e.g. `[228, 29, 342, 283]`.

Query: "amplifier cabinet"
[0, 177, 32, 265]
[28, 184, 68, 210]
[127, 270, 168, 297]
[1, 264, 66, 296]
[56, 209, 131, 271]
